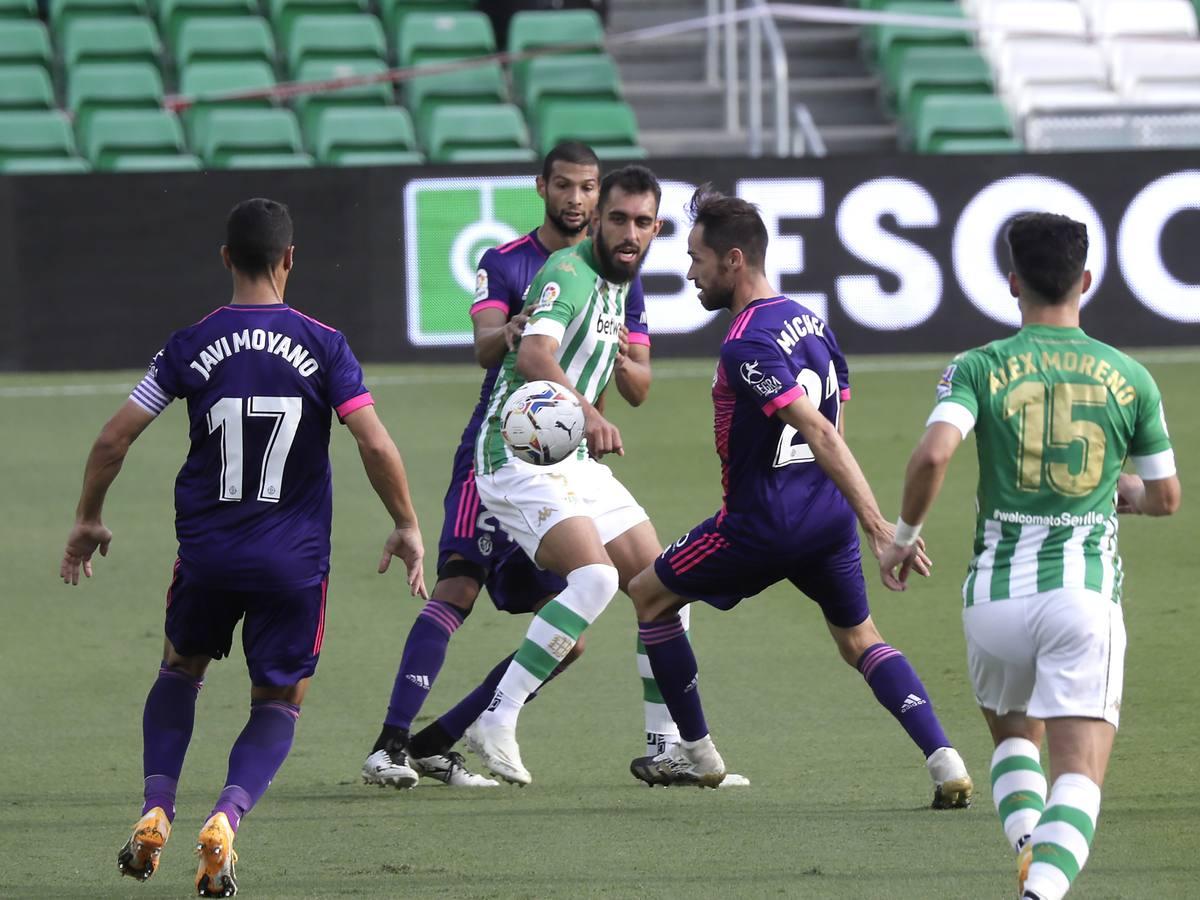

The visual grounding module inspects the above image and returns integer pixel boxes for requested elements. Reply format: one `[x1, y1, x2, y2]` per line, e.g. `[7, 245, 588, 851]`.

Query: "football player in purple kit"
[59, 199, 427, 897]
[626, 186, 973, 805]
[362, 142, 685, 789]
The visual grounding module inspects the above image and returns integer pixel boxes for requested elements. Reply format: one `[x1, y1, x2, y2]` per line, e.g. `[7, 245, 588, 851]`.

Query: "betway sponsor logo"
[992, 509, 1109, 527]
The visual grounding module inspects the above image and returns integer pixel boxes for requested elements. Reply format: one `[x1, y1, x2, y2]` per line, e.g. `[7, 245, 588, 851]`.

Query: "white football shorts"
[962, 588, 1126, 727]
[474, 457, 649, 563]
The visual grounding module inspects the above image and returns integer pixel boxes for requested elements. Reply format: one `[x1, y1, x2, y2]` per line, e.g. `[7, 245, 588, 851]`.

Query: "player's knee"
[568, 562, 619, 604]
[431, 574, 482, 614]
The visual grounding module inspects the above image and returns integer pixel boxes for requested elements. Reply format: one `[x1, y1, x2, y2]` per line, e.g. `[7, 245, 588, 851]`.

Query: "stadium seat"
[67, 62, 164, 130]
[49, 0, 147, 38]
[174, 17, 275, 69]
[520, 54, 622, 119]
[107, 152, 203, 170]
[285, 14, 385, 73]
[179, 59, 275, 142]
[308, 105, 418, 163]
[912, 94, 1014, 152]
[0, 0, 37, 17]
[1012, 85, 1121, 118]
[0, 155, 91, 172]
[81, 108, 185, 168]
[380, 0, 473, 37]
[0, 109, 77, 162]
[936, 136, 1023, 153]
[507, 9, 604, 54]
[1092, 0, 1199, 41]
[996, 42, 1108, 94]
[533, 99, 641, 156]
[887, 47, 993, 114]
[196, 106, 304, 166]
[62, 17, 162, 68]
[221, 151, 315, 167]
[1110, 41, 1200, 95]
[396, 11, 494, 66]
[404, 60, 505, 135]
[872, 2, 970, 72]
[438, 145, 536, 162]
[268, 0, 365, 40]
[0, 20, 53, 68]
[293, 58, 393, 135]
[158, 0, 257, 46]
[0, 65, 54, 109]
[421, 102, 530, 162]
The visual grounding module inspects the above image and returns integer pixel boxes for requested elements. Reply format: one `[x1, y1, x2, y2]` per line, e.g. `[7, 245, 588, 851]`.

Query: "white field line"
[3, 348, 1200, 399]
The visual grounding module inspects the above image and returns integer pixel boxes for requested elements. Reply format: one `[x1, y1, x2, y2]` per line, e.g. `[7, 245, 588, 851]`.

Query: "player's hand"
[878, 542, 923, 592]
[584, 407, 623, 459]
[503, 314, 529, 351]
[1116, 472, 1145, 515]
[379, 525, 428, 599]
[614, 324, 630, 369]
[60, 520, 113, 585]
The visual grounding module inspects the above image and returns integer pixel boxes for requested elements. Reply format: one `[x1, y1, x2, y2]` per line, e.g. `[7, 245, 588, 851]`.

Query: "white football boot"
[927, 746, 973, 809]
[464, 720, 531, 785]
[362, 748, 419, 790]
[630, 734, 726, 788]
[412, 751, 500, 787]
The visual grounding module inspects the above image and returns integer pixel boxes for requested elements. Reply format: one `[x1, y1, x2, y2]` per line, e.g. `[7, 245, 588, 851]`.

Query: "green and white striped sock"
[991, 737, 1047, 852]
[485, 563, 618, 727]
[1024, 773, 1101, 900]
[638, 605, 690, 752]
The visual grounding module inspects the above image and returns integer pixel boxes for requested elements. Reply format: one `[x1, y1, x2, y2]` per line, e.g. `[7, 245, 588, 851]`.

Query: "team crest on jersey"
[148, 348, 164, 378]
[536, 282, 560, 312]
[936, 364, 957, 400]
[473, 269, 488, 302]
[477, 534, 493, 556]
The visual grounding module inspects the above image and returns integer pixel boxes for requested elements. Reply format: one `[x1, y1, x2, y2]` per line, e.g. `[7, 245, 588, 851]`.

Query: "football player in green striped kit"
[881, 213, 1181, 900]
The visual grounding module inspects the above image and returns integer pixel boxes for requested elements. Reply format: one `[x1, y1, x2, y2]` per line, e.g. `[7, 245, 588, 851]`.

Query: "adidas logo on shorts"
[899, 693, 926, 714]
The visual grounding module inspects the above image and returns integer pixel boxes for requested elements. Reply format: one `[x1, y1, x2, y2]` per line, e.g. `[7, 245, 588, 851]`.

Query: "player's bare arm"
[472, 307, 530, 369]
[61, 400, 157, 585]
[517, 332, 623, 458]
[344, 405, 428, 599]
[613, 325, 651, 407]
[1116, 471, 1181, 516]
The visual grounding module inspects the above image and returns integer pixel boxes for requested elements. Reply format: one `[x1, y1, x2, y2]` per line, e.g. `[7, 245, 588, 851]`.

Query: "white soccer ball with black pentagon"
[500, 380, 585, 466]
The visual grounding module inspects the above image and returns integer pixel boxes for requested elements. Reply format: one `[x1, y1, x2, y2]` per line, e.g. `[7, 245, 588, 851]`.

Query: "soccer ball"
[500, 380, 585, 466]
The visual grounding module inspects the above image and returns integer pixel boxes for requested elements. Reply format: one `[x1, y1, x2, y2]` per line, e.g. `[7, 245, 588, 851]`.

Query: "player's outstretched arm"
[61, 400, 157, 585]
[343, 405, 428, 599]
[613, 325, 651, 407]
[472, 307, 529, 369]
[517, 333, 623, 458]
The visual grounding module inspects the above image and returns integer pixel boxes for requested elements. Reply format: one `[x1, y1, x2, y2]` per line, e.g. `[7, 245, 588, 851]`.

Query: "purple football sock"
[434, 650, 570, 744]
[639, 618, 708, 742]
[383, 600, 466, 730]
[211, 700, 300, 832]
[857, 643, 950, 758]
[142, 663, 203, 822]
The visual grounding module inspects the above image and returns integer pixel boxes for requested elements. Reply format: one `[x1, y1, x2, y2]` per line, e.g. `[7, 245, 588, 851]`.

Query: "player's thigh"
[536, 516, 610, 576]
[164, 562, 242, 669]
[1028, 589, 1126, 729]
[240, 578, 328, 690]
[788, 533, 871, 633]
[654, 516, 775, 613]
[604, 520, 662, 593]
[980, 707, 1044, 746]
[963, 600, 1037, 717]
[486, 545, 565, 614]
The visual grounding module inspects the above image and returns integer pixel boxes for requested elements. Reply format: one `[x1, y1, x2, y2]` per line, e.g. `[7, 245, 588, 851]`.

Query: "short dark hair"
[541, 141, 600, 181]
[687, 183, 768, 269]
[225, 198, 293, 278]
[598, 165, 661, 213]
[1006, 212, 1088, 304]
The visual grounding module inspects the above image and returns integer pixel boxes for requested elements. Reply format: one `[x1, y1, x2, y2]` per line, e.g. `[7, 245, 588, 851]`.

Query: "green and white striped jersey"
[928, 324, 1174, 606]
[476, 238, 628, 475]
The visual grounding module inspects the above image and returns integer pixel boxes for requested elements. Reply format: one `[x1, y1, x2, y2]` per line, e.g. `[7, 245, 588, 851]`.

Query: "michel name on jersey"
[774, 312, 827, 354]
[186, 328, 321, 381]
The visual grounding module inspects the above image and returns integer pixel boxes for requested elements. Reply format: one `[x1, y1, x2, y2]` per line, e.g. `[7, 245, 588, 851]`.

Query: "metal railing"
[709, 0, 791, 157]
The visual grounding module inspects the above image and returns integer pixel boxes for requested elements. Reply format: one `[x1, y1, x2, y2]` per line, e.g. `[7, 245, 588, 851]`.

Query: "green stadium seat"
[379, 0, 473, 38]
[158, 0, 257, 47]
[533, 99, 639, 156]
[592, 143, 648, 161]
[396, 11, 494, 66]
[62, 17, 162, 68]
[0, 20, 53, 68]
[439, 145, 536, 163]
[308, 105, 416, 163]
[421, 102, 530, 162]
[107, 152, 203, 170]
[0, 109, 77, 162]
[222, 151, 314, 167]
[520, 54, 621, 119]
[67, 62, 163, 131]
[174, 17, 275, 69]
[935, 136, 1023, 154]
[49, 0, 147, 38]
[507, 9, 603, 91]
[285, 14, 385, 73]
[0, 0, 37, 18]
[890, 47, 993, 114]
[178, 59, 275, 145]
[267, 0, 364, 40]
[81, 108, 185, 168]
[292, 58, 393, 136]
[873, 2, 970, 74]
[0, 65, 54, 109]
[913, 95, 1014, 153]
[197, 106, 303, 166]
[326, 148, 422, 165]
[0, 155, 91, 172]
[404, 60, 505, 136]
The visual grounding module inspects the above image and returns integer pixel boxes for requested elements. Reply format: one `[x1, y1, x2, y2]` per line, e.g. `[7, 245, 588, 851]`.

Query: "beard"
[546, 205, 588, 237]
[698, 280, 734, 311]
[593, 227, 646, 284]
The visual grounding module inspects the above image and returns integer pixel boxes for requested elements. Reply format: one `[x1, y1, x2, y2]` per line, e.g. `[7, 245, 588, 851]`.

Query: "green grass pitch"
[1, 354, 1197, 899]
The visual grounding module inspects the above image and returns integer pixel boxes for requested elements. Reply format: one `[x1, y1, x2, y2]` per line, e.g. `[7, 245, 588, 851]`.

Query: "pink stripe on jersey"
[626, 331, 651, 346]
[725, 297, 790, 343]
[454, 470, 476, 537]
[712, 361, 736, 497]
[335, 392, 373, 419]
[470, 299, 509, 317]
[313, 579, 328, 654]
[497, 235, 532, 254]
[288, 308, 338, 333]
[840, 387, 852, 401]
[675, 537, 727, 574]
[670, 534, 720, 572]
[761, 385, 803, 417]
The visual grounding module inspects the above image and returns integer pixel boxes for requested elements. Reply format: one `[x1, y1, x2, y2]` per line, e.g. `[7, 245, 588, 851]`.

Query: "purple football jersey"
[458, 228, 649, 455]
[714, 297, 853, 539]
[129, 303, 371, 590]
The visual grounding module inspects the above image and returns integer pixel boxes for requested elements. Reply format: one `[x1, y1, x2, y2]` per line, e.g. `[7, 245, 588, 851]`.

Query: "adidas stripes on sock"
[1024, 773, 1101, 900]
[483, 563, 618, 727]
[991, 737, 1047, 853]
[639, 604, 690, 748]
